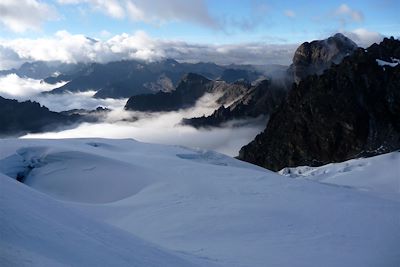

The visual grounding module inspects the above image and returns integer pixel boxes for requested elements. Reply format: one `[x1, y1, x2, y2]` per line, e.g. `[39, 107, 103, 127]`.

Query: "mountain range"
[44, 59, 270, 99]
[0, 97, 109, 137]
[181, 33, 357, 128]
[124, 73, 252, 112]
[0, 96, 80, 137]
[0, 33, 399, 173]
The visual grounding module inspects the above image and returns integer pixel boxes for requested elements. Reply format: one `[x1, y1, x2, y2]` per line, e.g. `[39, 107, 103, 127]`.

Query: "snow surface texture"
[376, 58, 399, 67]
[279, 152, 400, 201]
[1, 138, 399, 267]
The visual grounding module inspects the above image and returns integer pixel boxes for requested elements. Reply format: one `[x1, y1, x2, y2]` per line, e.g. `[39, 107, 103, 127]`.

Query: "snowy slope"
[0, 173, 199, 267]
[279, 152, 400, 201]
[1, 138, 399, 267]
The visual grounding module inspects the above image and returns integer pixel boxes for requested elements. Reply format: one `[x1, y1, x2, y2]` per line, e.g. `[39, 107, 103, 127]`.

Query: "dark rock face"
[239, 37, 400, 171]
[125, 73, 213, 112]
[59, 106, 111, 122]
[219, 68, 260, 83]
[182, 80, 288, 128]
[182, 33, 356, 129]
[0, 96, 81, 137]
[288, 33, 357, 83]
[124, 73, 252, 112]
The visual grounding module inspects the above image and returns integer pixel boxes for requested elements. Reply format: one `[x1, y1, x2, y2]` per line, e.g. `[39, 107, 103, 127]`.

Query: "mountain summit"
[239, 37, 400, 171]
[288, 33, 358, 83]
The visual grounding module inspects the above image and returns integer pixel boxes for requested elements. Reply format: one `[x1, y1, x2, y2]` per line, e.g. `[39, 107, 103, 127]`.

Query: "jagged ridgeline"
[0, 96, 80, 137]
[239, 37, 400, 171]
[124, 73, 253, 112]
[182, 33, 358, 128]
[43, 59, 265, 99]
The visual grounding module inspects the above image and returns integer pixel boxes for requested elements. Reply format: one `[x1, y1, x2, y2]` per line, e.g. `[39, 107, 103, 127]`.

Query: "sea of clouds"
[0, 74, 264, 156]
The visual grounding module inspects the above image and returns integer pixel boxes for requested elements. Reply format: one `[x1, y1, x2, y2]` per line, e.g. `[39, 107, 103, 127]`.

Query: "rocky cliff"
[239, 37, 400, 171]
[288, 33, 357, 83]
[124, 73, 252, 112]
[182, 80, 287, 128]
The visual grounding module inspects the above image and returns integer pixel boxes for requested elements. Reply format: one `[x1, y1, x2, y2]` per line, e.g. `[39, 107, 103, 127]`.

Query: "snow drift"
[0, 138, 399, 267]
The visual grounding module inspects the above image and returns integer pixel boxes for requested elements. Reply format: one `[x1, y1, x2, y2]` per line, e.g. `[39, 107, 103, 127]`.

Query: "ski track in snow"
[0, 138, 399, 267]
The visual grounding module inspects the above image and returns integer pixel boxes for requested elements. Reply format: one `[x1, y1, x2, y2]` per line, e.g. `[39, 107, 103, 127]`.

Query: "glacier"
[0, 138, 399, 267]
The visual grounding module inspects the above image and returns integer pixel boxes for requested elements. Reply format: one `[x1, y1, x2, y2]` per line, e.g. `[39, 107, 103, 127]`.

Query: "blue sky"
[0, 0, 398, 69]
[1, 0, 398, 43]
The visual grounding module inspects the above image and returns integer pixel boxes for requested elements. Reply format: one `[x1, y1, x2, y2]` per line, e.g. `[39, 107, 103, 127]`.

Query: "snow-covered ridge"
[1, 138, 399, 267]
[279, 152, 400, 201]
[376, 58, 399, 67]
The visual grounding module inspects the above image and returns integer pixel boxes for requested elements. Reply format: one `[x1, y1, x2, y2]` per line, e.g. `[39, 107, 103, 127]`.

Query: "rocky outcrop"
[238, 37, 400, 171]
[182, 33, 356, 128]
[288, 33, 357, 83]
[125, 73, 213, 112]
[0, 96, 81, 137]
[124, 73, 252, 112]
[0, 97, 115, 137]
[219, 68, 262, 83]
[182, 80, 288, 128]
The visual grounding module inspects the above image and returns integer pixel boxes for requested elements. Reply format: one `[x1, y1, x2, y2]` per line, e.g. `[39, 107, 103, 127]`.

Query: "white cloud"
[58, 0, 124, 18]
[284, 10, 296, 18]
[0, 74, 264, 156]
[57, 0, 82, 3]
[89, 0, 125, 18]
[0, 0, 57, 32]
[0, 74, 265, 156]
[335, 4, 363, 22]
[99, 30, 112, 38]
[333, 4, 364, 27]
[0, 45, 24, 70]
[36, 91, 127, 112]
[342, 28, 385, 47]
[22, 92, 265, 156]
[127, 0, 218, 28]
[0, 30, 297, 70]
[0, 74, 128, 112]
[0, 74, 62, 98]
[58, 0, 218, 28]
[125, 1, 146, 21]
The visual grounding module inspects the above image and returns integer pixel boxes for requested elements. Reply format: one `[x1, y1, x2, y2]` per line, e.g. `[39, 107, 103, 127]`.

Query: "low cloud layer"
[0, 74, 62, 97]
[0, 74, 127, 111]
[22, 92, 265, 156]
[24, 118, 264, 157]
[0, 75, 264, 156]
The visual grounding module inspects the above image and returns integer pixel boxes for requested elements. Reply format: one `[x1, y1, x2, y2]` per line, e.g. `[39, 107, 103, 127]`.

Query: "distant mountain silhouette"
[0, 96, 81, 137]
[45, 59, 264, 99]
[0, 96, 113, 137]
[0, 61, 86, 80]
[125, 73, 251, 112]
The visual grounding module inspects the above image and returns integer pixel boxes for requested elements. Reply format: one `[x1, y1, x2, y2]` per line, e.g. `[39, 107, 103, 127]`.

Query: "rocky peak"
[179, 73, 211, 85]
[239, 37, 400, 171]
[289, 33, 358, 83]
[367, 37, 400, 61]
